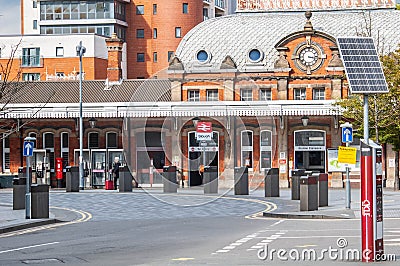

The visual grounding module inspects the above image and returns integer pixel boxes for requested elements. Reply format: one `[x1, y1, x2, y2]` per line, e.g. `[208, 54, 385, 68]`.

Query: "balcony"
[20, 55, 44, 68]
[215, 0, 225, 9]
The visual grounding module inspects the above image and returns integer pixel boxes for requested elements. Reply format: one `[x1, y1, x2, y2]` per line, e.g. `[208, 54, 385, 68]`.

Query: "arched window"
[106, 132, 118, 148]
[43, 132, 55, 170]
[241, 130, 253, 168]
[61, 132, 69, 168]
[260, 130, 272, 170]
[88, 132, 99, 149]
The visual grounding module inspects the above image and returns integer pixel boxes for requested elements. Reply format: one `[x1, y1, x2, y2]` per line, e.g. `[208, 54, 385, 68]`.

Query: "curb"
[262, 212, 350, 219]
[0, 219, 60, 234]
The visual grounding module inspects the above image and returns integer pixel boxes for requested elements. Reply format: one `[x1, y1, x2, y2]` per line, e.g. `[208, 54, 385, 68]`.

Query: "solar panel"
[337, 37, 389, 94]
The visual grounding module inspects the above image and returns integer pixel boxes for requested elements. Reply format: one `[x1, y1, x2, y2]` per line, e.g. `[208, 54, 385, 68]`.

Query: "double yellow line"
[0, 207, 92, 238]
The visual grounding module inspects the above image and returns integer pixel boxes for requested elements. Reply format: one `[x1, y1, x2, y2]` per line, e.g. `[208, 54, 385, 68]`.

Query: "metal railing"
[20, 56, 44, 68]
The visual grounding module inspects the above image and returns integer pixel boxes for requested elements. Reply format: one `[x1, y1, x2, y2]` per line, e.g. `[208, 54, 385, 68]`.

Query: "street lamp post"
[76, 41, 86, 190]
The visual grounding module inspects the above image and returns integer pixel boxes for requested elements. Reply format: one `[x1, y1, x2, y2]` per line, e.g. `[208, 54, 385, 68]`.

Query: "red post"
[56, 158, 63, 188]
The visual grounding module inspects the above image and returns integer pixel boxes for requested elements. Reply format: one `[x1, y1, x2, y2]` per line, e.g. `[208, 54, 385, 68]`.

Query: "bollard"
[30, 184, 49, 219]
[66, 166, 80, 192]
[265, 168, 280, 197]
[234, 166, 249, 195]
[119, 166, 133, 192]
[319, 173, 329, 207]
[300, 175, 318, 211]
[162, 166, 177, 193]
[13, 177, 27, 210]
[204, 166, 218, 194]
[291, 169, 305, 200]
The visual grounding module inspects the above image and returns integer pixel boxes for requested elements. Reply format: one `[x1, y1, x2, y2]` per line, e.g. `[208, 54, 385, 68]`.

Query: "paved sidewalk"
[0, 187, 399, 234]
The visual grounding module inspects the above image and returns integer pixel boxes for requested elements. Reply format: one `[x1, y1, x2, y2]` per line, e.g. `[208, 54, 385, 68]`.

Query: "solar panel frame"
[337, 36, 389, 94]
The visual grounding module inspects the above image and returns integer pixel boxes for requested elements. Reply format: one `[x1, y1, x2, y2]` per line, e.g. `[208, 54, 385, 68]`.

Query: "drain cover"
[22, 258, 63, 264]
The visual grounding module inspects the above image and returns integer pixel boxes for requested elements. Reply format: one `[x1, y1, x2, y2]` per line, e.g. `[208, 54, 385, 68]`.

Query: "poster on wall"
[327, 148, 357, 172]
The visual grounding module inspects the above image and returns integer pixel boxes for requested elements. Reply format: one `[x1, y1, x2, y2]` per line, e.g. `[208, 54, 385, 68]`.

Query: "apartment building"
[17, 0, 233, 80]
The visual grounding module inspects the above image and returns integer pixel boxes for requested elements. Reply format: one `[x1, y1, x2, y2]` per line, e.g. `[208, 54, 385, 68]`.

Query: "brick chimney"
[105, 33, 124, 82]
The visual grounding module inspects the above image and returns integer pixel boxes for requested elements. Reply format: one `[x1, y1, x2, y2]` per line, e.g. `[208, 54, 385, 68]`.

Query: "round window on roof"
[249, 49, 262, 62]
[197, 50, 209, 62]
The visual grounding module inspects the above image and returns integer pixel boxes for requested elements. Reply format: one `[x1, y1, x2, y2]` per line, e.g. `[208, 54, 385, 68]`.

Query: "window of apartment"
[56, 47, 64, 57]
[260, 130, 272, 170]
[22, 47, 40, 67]
[22, 73, 40, 81]
[56, 72, 65, 78]
[137, 53, 145, 62]
[207, 90, 218, 101]
[33, 1, 37, 8]
[313, 88, 325, 100]
[240, 89, 253, 101]
[153, 28, 157, 39]
[153, 52, 158, 63]
[33, 20, 38, 30]
[183, 3, 189, 14]
[175, 27, 182, 38]
[136, 5, 144, 15]
[188, 90, 200, 102]
[168, 51, 174, 62]
[294, 88, 306, 100]
[88, 132, 99, 149]
[61, 132, 69, 168]
[153, 4, 157, 14]
[260, 89, 272, 101]
[43, 132, 55, 170]
[136, 29, 144, 38]
[241, 131, 253, 168]
[106, 132, 118, 148]
[203, 8, 209, 20]
[2, 133, 10, 172]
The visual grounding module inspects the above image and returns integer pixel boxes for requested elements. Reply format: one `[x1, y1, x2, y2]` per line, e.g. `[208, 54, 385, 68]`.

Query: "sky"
[0, 1, 20, 35]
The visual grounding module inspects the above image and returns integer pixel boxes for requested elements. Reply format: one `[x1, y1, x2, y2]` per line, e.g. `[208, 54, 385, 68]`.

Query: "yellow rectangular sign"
[338, 146, 357, 164]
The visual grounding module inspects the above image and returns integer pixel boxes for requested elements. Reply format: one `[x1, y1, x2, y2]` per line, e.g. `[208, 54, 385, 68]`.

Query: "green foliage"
[336, 45, 400, 150]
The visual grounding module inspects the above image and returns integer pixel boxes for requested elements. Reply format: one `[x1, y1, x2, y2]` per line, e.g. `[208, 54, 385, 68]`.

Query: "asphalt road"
[0, 191, 399, 265]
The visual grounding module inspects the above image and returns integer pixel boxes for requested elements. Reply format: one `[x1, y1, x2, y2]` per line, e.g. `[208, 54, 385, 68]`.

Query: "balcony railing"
[215, 0, 225, 9]
[20, 55, 44, 68]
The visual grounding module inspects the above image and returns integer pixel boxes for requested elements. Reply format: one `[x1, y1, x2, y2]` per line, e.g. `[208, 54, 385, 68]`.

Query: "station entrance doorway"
[294, 130, 326, 173]
[188, 131, 219, 186]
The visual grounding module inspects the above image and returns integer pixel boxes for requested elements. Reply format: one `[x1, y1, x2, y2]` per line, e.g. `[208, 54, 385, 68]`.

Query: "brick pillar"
[105, 33, 124, 82]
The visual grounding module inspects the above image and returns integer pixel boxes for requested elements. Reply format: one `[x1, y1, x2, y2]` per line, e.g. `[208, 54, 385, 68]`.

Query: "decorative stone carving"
[168, 56, 184, 71]
[274, 50, 290, 69]
[220, 56, 237, 69]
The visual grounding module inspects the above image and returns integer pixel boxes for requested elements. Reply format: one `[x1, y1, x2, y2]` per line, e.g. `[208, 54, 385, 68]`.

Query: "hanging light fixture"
[89, 117, 97, 128]
[301, 116, 309, 127]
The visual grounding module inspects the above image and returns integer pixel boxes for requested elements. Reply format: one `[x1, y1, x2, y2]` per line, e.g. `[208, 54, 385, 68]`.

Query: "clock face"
[299, 47, 319, 66]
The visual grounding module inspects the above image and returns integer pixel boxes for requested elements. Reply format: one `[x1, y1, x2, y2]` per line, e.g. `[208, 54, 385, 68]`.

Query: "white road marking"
[271, 220, 285, 227]
[0, 242, 59, 254]
[251, 245, 263, 249]
[216, 250, 230, 253]
[222, 246, 236, 250]
[230, 243, 243, 246]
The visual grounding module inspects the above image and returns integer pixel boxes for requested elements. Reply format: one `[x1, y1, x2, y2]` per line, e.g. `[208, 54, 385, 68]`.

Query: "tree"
[336, 45, 400, 190]
[0, 41, 53, 138]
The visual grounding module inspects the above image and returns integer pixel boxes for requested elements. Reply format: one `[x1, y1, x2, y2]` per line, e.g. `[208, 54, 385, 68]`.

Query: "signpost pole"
[346, 142, 351, 209]
[23, 137, 36, 219]
[25, 155, 31, 219]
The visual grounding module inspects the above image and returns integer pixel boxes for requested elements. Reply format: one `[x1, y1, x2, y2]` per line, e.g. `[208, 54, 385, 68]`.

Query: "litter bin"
[162, 166, 177, 193]
[66, 166, 79, 192]
[319, 173, 328, 207]
[234, 166, 249, 195]
[291, 169, 305, 200]
[300, 175, 318, 211]
[30, 184, 49, 219]
[265, 168, 279, 197]
[204, 166, 218, 194]
[13, 177, 26, 210]
[119, 166, 133, 192]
